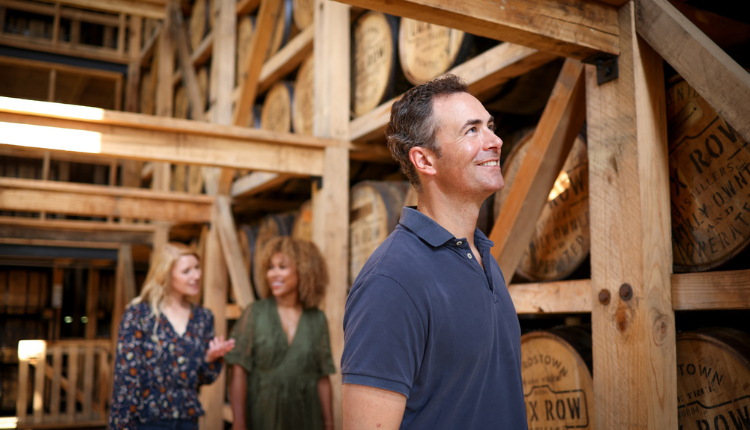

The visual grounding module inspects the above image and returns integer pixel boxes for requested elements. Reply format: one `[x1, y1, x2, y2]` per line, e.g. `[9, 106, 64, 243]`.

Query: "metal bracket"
[582, 53, 619, 85]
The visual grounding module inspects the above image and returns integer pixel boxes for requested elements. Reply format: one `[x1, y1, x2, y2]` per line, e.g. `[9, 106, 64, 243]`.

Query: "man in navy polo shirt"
[341, 75, 527, 429]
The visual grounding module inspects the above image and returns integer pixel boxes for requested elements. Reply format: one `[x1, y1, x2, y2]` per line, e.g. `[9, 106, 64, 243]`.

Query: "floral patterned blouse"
[109, 302, 222, 430]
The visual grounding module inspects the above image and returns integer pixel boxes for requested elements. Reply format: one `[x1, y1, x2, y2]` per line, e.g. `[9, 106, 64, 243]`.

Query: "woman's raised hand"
[206, 335, 236, 363]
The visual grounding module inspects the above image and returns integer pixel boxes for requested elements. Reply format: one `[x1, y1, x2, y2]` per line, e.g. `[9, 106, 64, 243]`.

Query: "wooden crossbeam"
[350, 42, 558, 142]
[0, 0, 120, 26]
[233, 0, 283, 126]
[169, 1, 204, 121]
[635, 0, 750, 143]
[0, 97, 330, 175]
[509, 280, 592, 313]
[0, 223, 153, 244]
[0, 32, 129, 64]
[231, 172, 292, 198]
[489, 58, 586, 279]
[31, 0, 166, 19]
[214, 197, 255, 308]
[332, 0, 618, 60]
[259, 25, 314, 93]
[0, 177, 214, 223]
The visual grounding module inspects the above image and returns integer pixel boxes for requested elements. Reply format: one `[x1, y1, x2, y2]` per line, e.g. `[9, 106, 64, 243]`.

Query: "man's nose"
[484, 130, 502, 151]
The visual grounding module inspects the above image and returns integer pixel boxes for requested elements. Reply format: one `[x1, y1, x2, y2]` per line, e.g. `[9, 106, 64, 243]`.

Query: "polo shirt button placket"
[456, 241, 462, 246]
[467, 253, 472, 259]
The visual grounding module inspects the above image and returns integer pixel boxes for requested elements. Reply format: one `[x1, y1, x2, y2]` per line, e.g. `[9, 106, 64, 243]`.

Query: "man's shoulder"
[356, 225, 431, 282]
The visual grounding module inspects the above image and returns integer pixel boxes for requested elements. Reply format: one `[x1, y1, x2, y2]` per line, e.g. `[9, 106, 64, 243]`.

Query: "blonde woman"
[226, 237, 335, 430]
[110, 242, 234, 430]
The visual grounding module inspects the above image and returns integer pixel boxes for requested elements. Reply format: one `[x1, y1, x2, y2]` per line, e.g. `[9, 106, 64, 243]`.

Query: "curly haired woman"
[226, 237, 335, 430]
[110, 242, 234, 430]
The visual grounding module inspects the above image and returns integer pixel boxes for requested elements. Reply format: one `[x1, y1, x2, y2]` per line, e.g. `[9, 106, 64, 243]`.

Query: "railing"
[16, 339, 112, 429]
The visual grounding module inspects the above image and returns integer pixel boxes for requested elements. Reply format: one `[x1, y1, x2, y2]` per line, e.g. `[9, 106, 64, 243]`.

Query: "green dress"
[225, 298, 336, 430]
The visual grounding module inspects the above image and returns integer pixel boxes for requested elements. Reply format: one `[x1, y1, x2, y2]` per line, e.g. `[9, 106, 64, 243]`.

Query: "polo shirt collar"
[399, 206, 495, 250]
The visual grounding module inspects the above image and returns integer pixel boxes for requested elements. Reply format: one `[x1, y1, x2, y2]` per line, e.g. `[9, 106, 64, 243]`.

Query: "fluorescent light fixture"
[17, 340, 46, 361]
[0, 122, 102, 153]
[0, 96, 103, 121]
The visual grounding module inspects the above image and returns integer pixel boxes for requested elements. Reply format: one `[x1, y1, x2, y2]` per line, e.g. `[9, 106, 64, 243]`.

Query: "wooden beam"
[313, 2, 350, 429]
[509, 279, 592, 313]
[0, 0, 121, 26]
[0, 221, 154, 244]
[635, 0, 750, 143]
[350, 42, 558, 142]
[488, 58, 586, 280]
[0, 177, 214, 223]
[169, 0, 204, 121]
[199, 221, 228, 430]
[206, 0, 237, 195]
[672, 270, 750, 310]
[139, 22, 163, 66]
[236, 0, 260, 15]
[215, 196, 255, 308]
[172, 32, 214, 84]
[586, 3, 676, 428]
[332, 0, 618, 60]
[232, 0, 283, 127]
[0, 33, 129, 64]
[85, 269, 100, 339]
[120, 244, 137, 302]
[125, 17, 143, 113]
[258, 25, 314, 93]
[230, 171, 292, 198]
[31, 0, 165, 19]
[0, 98, 330, 175]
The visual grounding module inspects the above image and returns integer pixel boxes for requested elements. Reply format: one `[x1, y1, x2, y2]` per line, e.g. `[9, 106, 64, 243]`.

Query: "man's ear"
[409, 146, 437, 177]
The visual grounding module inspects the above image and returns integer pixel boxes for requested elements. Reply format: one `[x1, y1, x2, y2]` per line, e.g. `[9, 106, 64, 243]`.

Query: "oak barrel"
[351, 11, 399, 117]
[292, 200, 313, 242]
[190, 0, 209, 50]
[349, 181, 409, 285]
[253, 212, 296, 296]
[292, 0, 314, 30]
[667, 77, 750, 272]
[521, 327, 593, 430]
[260, 81, 295, 133]
[676, 329, 750, 428]
[398, 18, 473, 85]
[268, 0, 296, 59]
[494, 129, 590, 281]
[292, 53, 314, 136]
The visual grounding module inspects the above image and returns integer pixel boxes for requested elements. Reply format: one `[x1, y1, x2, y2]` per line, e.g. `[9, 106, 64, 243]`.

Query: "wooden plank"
[672, 270, 750, 310]
[236, 0, 260, 15]
[49, 346, 62, 419]
[488, 58, 586, 279]
[586, 3, 676, 428]
[312, 3, 350, 428]
[65, 346, 78, 421]
[169, 0, 204, 121]
[48, 69, 57, 103]
[33, 355, 46, 422]
[139, 22, 162, 66]
[230, 171, 292, 198]
[0, 0, 120, 26]
[85, 269, 99, 339]
[333, 0, 618, 60]
[27, 271, 42, 312]
[156, 6, 174, 119]
[0, 33, 128, 64]
[96, 348, 109, 415]
[257, 25, 314, 93]
[635, 0, 750, 143]
[17, 359, 29, 424]
[0, 145, 117, 166]
[31, 0, 165, 19]
[125, 16, 143, 113]
[509, 279, 592, 313]
[0, 178, 213, 223]
[53, 267, 63, 340]
[0, 113, 328, 177]
[203, 0, 237, 196]
[82, 344, 94, 418]
[232, 0, 283, 126]
[215, 196, 255, 308]
[199, 222, 227, 430]
[350, 42, 558, 142]
[0, 238, 119, 249]
[171, 32, 214, 85]
[119, 244, 136, 302]
[0, 216, 157, 233]
[225, 302, 241, 319]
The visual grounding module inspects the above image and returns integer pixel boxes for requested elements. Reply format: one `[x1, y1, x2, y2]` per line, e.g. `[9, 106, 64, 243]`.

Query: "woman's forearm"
[230, 364, 248, 430]
[318, 375, 333, 429]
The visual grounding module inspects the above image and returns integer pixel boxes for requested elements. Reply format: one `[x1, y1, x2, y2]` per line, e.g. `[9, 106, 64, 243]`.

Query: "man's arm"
[343, 384, 407, 430]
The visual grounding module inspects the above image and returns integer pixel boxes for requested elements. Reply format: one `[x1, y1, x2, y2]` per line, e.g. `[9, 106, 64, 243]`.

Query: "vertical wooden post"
[40, 151, 51, 220]
[313, 2, 350, 429]
[586, 2, 676, 428]
[70, 19, 80, 46]
[32, 352, 46, 422]
[204, 0, 237, 195]
[125, 16, 143, 113]
[117, 13, 126, 55]
[85, 269, 100, 339]
[51, 3, 60, 45]
[154, 4, 174, 191]
[66, 346, 78, 422]
[199, 212, 228, 430]
[17, 359, 29, 424]
[49, 346, 62, 420]
[47, 69, 56, 102]
[52, 266, 64, 339]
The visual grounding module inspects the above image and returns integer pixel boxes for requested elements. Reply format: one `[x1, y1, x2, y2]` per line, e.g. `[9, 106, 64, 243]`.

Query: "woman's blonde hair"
[132, 241, 199, 315]
[257, 237, 329, 308]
